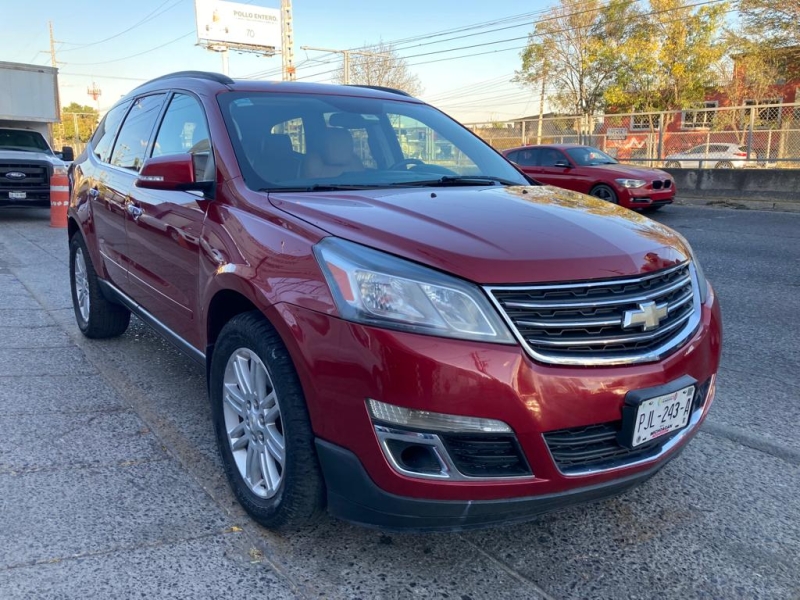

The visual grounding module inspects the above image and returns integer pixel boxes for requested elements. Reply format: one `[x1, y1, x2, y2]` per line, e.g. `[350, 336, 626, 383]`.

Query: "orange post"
[49, 170, 69, 228]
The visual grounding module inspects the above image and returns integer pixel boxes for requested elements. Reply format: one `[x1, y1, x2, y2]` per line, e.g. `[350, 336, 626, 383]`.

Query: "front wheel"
[590, 184, 618, 204]
[69, 234, 131, 338]
[664, 161, 681, 169]
[714, 161, 734, 169]
[210, 311, 325, 530]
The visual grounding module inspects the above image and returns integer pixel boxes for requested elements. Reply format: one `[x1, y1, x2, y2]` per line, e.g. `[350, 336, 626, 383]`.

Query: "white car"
[664, 143, 758, 169]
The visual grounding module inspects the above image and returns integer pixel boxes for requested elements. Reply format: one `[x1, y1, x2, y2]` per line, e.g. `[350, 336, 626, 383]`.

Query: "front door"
[125, 92, 214, 348]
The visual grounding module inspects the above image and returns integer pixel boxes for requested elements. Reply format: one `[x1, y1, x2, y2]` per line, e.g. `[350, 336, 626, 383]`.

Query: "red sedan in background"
[503, 144, 675, 211]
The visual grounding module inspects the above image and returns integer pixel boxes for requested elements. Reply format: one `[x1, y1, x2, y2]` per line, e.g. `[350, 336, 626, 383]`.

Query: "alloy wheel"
[222, 348, 285, 498]
[74, 247, 91, 323]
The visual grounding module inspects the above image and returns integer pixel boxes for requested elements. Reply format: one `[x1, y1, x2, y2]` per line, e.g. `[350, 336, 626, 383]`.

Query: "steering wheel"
[389, 158, 426, 170]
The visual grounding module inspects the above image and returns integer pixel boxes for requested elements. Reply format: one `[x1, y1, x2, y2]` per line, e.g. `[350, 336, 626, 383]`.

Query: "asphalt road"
[0, 204, 798, 600]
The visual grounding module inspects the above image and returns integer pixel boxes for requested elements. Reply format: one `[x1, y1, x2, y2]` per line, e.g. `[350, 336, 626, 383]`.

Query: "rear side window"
[110, 94, 166, 171]
[91, 101, 131, 163]
[515, 149, 538, 167]
[152, 93, 214, 181]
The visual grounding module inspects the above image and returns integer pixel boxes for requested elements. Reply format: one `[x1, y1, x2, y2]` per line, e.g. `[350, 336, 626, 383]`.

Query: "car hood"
[269, 185, 690, 284]
[0, 149, 64, 165]
[587, 163, 671, 179]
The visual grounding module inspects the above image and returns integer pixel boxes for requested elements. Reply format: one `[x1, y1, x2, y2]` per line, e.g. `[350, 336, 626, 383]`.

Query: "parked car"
[663, 143, 758, 169]
[68, 72, 721, 532]
[503, 144, 675, 211]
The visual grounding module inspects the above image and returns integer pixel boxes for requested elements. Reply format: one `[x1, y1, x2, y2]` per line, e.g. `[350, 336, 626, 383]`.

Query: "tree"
[60, 103, 99, 144]
[604, 0, 729, 116]
[739, 0, 800, 49]
[333, 41, 423, 97]
[514, 0, 643, 119]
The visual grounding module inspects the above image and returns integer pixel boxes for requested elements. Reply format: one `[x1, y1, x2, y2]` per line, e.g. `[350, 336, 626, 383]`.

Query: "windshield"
[218, 92, 528, 191]
[565, 146, 618, 166]
[0, 128, 51, 153]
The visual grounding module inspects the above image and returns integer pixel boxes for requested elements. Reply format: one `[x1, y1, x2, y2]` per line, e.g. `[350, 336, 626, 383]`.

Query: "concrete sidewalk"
[0, 216, 300, 599]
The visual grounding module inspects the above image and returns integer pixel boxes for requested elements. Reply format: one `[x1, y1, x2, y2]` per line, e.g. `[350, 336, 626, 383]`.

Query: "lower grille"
[440, 433, 531, 477]
[544, 379, 710, 474]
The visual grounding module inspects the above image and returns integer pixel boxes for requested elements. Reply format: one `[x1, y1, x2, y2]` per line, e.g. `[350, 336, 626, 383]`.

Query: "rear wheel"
[210, 311, 325, 530]
[714, 161, 733, 169]
[590, 184, 618, 204]
[69, 234, 131, 338]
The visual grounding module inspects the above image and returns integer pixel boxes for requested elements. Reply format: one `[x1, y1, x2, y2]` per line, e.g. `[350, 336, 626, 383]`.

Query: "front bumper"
[268, 284, 721, 526]
[317, 437, 672, 531]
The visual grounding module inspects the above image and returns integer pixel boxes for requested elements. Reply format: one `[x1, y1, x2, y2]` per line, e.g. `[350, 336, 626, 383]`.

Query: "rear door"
[104, 93, 168, 297]
[510, 148, 544, 180]
[124, 92, 214, 347]
[84, 100, 131, 287]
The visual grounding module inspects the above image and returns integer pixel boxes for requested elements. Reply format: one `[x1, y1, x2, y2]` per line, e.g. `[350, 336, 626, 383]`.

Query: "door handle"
[126, 204, 143, 220]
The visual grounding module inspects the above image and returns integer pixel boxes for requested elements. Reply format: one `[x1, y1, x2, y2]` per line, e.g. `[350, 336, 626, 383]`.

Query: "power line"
[65, 31, 195, 66]
[59, 0, 185, 53]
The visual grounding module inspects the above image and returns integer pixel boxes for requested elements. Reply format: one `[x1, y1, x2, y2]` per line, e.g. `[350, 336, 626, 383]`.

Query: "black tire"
[664, 161, 681, 169]
[69, 233, 131, 339]
[714, 161, 733, 169]
[590, 184, 618, 204]
[210, 311, 325, 531]
[642, 205, 663, 213]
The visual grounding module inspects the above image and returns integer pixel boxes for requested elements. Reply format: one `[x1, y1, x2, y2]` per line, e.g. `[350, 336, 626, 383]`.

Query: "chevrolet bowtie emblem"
[622, 301, 669, 331]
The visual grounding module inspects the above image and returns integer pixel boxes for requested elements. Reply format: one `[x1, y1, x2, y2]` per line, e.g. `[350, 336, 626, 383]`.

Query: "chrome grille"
[486, 262, 701, 366]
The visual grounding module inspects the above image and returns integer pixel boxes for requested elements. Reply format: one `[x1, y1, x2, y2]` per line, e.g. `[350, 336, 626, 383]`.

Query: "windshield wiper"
[392, 175, 522, 187]
[261, 184, 378, 192]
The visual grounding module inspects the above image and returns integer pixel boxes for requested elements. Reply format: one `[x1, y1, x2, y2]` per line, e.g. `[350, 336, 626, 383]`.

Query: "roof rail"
[143, 71, 235, 86]
[347, 84, 412, 97]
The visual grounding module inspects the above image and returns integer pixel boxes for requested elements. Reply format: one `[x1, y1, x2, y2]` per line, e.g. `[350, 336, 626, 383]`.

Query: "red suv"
[68, 73, 721, 531]
[503, 144, 676, 211]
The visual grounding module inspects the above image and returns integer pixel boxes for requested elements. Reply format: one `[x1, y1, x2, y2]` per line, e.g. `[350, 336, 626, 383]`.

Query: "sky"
[0, 0, 553, 123]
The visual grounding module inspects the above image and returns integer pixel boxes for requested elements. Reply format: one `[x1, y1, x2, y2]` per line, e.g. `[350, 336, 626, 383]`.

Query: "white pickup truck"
[0, 61, 73, 208]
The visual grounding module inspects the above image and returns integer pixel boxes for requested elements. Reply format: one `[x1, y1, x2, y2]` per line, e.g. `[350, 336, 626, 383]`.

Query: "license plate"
[630, 385, 695, 447]
[9, 191, 26, 199]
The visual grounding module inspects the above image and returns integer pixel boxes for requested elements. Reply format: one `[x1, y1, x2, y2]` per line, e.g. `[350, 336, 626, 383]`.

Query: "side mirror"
[61, 146, 75, 162]
[554, 160, 571, 168]
[135, 154, 214, 197]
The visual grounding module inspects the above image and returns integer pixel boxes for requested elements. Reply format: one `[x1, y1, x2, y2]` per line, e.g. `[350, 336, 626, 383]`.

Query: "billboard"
[195, 0, 281, 50]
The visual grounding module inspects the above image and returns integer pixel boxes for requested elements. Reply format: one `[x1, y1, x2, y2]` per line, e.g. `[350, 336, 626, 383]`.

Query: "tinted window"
[515, 148, 538, 167]
[92, 101, 131, 163]
[152, 93, 214, 181]
[565, 147, 617, 166]
[541, 148, 567, 167]
[110, 94, 166, 171]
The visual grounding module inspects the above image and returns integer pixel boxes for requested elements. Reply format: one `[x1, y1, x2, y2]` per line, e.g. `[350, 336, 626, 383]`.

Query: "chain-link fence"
[466, 102, 800, 168]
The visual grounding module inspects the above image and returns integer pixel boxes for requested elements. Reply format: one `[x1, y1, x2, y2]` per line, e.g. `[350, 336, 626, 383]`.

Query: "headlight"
[615, 178, 647, 189]
[314, 237, 515, 343]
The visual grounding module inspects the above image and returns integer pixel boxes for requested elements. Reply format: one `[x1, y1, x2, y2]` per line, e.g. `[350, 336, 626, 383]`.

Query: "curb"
[675, 196, 800, 213]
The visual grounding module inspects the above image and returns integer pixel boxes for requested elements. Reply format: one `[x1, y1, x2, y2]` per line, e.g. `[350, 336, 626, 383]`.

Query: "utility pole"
[300, 46, 389, 85]
[281, 0, 295, 81]
[48, 21, 58, 68]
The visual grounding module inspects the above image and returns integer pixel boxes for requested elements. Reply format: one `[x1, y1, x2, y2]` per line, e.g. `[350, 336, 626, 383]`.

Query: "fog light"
[367, 399, 512, 433]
